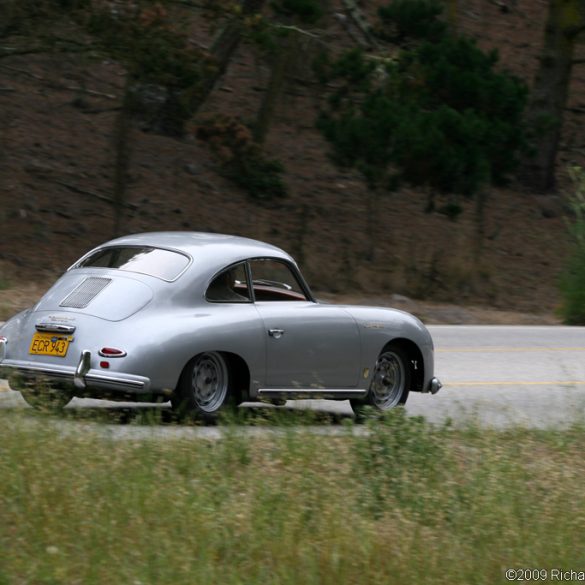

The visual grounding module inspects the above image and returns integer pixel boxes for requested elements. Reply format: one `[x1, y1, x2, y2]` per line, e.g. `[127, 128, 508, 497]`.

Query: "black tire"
[19, 384, 73, 412]
[171, 352, 239, 420]
[351, 344, 410, 421]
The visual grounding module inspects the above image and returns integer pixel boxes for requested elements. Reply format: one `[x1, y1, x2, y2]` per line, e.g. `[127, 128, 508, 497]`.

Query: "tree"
[521, 0, 585, 192]
[253, 0, 325, 144]
[560, 166, 585, 323]
[189, 0, 267, 118]
[317, 0, 528, 259]
[318, 32, 528, 210]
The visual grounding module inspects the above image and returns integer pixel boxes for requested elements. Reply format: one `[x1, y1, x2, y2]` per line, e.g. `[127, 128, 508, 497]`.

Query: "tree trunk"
[473, 189, 488, 262]
[189, 0, 266, 116]
[112, 77, 132, 237]
[253, 33, 296, 144]
[521, 0, 585, 193]
[365, 188, 379, 262]
[341, 0, 378, 49]
[445, 0, 458, 33]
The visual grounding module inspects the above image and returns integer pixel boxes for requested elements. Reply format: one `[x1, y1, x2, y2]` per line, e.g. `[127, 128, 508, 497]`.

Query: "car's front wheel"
[351, 344, 410, 419]
[172, 352, 238, 420]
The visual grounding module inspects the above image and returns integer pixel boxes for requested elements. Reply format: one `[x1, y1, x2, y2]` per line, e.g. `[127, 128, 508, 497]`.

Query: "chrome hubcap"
[370, 351, 405, 409]
[191, 352, 228, 413]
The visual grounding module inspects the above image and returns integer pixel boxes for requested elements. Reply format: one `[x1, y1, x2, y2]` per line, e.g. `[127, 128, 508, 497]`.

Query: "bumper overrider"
[0, 344, 150, 395]
[428, 377, 442, 394]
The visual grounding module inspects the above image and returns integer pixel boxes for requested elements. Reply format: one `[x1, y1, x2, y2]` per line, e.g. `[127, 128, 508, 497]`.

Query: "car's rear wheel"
[19, 383, 73, 411]
[172, 352, 238, 420]
[351, 344, 410, 420]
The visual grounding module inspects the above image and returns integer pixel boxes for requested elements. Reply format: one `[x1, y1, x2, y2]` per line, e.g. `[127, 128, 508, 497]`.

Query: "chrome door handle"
[268, 329, 285, 339]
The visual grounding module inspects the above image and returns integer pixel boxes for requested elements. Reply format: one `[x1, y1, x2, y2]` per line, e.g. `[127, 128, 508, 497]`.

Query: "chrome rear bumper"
[1, 350, 150, 395]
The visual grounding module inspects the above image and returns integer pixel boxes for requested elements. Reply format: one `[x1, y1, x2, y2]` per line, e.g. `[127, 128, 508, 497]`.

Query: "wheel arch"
[175, 350, 251, 403]
[222, 351, 251, 403]
[383, 338, 424, 392]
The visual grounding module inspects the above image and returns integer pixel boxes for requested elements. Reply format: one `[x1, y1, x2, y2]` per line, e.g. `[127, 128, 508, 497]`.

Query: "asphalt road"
[1, 325, 585, 433]
[408, 325, 585, 428]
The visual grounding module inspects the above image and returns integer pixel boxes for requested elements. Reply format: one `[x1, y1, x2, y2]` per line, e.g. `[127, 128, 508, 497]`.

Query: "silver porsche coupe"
[0, 232, 441, 418]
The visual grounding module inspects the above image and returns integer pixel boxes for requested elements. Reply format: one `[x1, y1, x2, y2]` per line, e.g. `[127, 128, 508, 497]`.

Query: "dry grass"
[0, 281, 49, 322]
[0, 409, 583, 584]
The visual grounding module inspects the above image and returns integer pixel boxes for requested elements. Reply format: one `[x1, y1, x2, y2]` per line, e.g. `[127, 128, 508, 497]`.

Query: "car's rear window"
[76, 246, 190, 281]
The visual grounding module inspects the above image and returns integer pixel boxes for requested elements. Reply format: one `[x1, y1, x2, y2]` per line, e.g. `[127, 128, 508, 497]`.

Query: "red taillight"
[98, 347, 127, 358]
[100, 361, 110, 369]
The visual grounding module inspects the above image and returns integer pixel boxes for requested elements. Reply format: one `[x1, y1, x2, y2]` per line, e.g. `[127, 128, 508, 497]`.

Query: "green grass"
[0, 409, 583, 584]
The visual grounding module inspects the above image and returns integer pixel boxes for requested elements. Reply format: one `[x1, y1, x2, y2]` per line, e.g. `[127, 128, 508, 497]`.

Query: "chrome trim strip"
[35, 323, 76, 334]
[85, 374, 144, 388]
[258, 388, 367, 399]
[1, 362, 73, 377]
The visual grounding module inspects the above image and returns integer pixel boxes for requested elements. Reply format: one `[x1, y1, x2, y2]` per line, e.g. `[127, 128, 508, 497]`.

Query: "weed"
[0, 411, 583, 584]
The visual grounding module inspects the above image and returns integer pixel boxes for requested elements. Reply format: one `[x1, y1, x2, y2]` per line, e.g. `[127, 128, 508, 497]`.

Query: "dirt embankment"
[0, 0, 582, 318]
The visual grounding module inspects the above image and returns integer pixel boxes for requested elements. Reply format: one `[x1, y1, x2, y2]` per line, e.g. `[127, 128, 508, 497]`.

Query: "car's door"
[249, 258, 361, 388]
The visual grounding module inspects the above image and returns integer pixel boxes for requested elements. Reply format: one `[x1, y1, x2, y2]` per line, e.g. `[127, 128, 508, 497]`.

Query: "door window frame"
[246, 257, 315, 303]
[205, 261, 253, 304]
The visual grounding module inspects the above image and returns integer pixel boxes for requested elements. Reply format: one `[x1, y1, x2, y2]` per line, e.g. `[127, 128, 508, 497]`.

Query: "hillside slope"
[0, 0, 583, 314]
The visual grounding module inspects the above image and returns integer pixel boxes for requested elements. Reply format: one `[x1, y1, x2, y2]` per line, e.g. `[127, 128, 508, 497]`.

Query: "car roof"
[72, 232, 312, 301]
[100, 232, 293, 268]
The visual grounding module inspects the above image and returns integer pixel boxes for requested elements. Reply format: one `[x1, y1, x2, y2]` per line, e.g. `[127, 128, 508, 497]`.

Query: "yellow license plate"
[29, 333, 72, 358]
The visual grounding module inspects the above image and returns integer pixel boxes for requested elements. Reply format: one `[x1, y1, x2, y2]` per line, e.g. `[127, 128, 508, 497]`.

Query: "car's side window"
[249, 259, 308, 301]
[206, 263, 251, 303]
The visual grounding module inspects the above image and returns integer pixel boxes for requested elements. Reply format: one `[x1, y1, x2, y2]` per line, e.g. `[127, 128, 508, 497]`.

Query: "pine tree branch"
[270, 24, 320, 39]
[56, 181, 138, 210]
[0, 47, 48, 60]
[166, 0, 207, 7]
[0, 64, 44, 80]
[0, 43, 95, 60]
[341, 0, 379, 49]
[566, 24, 585, 39]
[0, 65, 117, 99]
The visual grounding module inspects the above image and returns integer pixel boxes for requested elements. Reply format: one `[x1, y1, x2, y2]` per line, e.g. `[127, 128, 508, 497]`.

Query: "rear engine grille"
[60, 277, 112, 309]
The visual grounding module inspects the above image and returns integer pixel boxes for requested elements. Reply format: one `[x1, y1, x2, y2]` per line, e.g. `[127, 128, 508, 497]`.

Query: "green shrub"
[272, 0, 325, 23]
[317, 9, 528, 205]
[560, 166, 585, 324]
[196, 115, 287, 201]
[377, 0, 447, 42]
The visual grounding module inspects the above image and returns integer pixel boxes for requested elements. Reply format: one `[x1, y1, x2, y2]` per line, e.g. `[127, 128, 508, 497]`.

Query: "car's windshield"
[75, 246, 190, 281]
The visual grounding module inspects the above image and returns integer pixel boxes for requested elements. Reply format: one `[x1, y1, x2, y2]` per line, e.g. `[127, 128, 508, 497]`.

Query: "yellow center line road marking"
[445, 380, 585, 387]
[437, 347, 585, 353]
